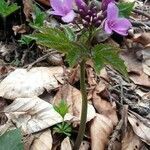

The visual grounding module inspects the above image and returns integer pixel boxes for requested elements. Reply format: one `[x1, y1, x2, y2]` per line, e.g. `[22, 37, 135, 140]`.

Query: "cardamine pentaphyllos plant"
[28, 0, 134, 149]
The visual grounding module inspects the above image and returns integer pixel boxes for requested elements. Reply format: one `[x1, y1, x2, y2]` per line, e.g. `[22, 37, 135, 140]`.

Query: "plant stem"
[74, 59, 88, 150]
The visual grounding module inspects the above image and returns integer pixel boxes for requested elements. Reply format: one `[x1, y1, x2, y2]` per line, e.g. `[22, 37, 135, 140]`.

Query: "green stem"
[74, 59, 88, 150]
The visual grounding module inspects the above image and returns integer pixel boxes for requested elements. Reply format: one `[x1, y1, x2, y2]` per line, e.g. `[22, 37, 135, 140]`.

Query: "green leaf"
[54, 100, 69, 119]
[27, 27, 84, 67]
[30, 5, 46, 27]
[0, 0, 20, 17]
[53, 122, 72, 136]
[62, 25, 76, 41]
[118, 2, 134, 17]
[0, 129, 23, 150]
[92, 44, 128, 78]
[18, 35, 33, 45]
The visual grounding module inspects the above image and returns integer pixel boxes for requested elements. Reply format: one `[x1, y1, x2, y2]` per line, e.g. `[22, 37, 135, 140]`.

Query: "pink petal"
[104, 19, 113, 34]
[107, 2, 118, 20]
[50, 10, 64, 16]
[102, 0, 115, 11]
[75, 0, 86, 8]
[50, 0, 65, 14]
[112, 18, 132, 35]
[62, 10, 75, 23]
[64, 0, 73, 10]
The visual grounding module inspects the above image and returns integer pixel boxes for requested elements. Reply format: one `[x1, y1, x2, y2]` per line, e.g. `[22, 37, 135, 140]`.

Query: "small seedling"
[53, 100, 72, 136]
[54, 99, 70, 119]
[53, 122, 72, 137]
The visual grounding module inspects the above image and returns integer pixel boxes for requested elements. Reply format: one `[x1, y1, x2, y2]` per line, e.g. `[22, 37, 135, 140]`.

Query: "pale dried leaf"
[128, 113, 150, 145]
[142, 49, 150, 76]
[60, 137, 72, 150]
[0, 67, 64, 100]
[79, 141, 90, 150]
[53, 84, 96, 123]
[31, 130, 53, 150]
[133, 33, 150, 47]
[3, 97, 73, 134]
[120, 51, 150, 87]
[90, 114, 114, 150]
[122, 127, 142, 150]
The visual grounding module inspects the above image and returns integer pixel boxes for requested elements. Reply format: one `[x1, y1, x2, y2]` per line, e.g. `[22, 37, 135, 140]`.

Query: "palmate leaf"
[27, 27, 83, 66]
[92, 44, 128, 78]
[53, 99, 69, 119]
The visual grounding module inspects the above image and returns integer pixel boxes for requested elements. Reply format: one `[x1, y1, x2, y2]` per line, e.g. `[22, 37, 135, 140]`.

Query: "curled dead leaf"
[90, 114, 114, 150]
[0, 67, 64, 100]
[2, 97, 73, 134]
[121, 126, 142, 150]
[31, 130, 53, 150]
[128, 113, 150, 145]
[60, 136, 72, 150]
[92, 81, 118, 125]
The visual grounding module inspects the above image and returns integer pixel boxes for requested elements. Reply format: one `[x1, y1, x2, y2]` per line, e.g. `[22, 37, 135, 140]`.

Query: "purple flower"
[50, 0, 75, 23]
[104, 2, 132, 36]
[101, 0, 115, 11]
[75, 0, 87, 9]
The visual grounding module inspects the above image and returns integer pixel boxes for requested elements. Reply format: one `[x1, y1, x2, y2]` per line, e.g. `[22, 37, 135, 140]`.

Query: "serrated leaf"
[18, 35, 33, 45]
[118, 2, 134, 17]
[92, 44, 128, 78]
[53, 122, 72, 136]
[54, 100, 69, 119]
[0, 129, 23, 150]
[27, 27, 85, 67]
[31, 5, 46, 27]
[62, 25, 76, 41]
[0, 0, 20, 17]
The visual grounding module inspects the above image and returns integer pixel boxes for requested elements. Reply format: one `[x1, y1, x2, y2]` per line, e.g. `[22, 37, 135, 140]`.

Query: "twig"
[133, 9, 150, 20]
[25, 50, 56, 70]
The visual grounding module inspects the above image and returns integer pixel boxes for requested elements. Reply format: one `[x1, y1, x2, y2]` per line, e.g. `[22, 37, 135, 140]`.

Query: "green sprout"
[53, 100, 72, 137]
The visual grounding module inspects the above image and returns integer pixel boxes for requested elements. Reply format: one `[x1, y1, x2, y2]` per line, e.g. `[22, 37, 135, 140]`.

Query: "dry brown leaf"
[121, 126, 142, 150]
[128, 113, 150, 145]
[0, 67, 64, 100]
[23, 0, 33, 21]
[133, 33, 150, 47]
[60, 137, 72, 150]
[90, 114, 114, 150]
[142, 49, 150, 76]
[2, 97, 73, 134]
[120, 50, 150, 87]
[24, 135, 34, 150]
[12, 24, 28, 35]
[53, 84, 96, 124]
[92, 81, 118, 125]
[31, 130, 53, 150]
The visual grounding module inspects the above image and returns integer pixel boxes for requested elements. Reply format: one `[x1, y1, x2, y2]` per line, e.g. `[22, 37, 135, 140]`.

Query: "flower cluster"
[76, 0, 102, 27]
[49, 0, 132, 36]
